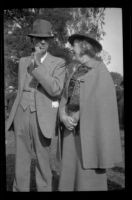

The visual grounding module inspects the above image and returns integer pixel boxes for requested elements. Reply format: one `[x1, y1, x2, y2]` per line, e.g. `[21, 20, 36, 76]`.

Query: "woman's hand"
[72, 111, 80, 123]
[61, 114, 77, 131]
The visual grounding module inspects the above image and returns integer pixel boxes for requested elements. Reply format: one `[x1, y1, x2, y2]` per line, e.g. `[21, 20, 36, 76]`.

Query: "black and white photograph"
[3, 7, 126, 192]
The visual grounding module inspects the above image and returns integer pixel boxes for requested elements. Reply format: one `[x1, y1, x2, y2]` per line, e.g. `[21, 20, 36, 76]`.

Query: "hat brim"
[68, 34, 102, 52]
[28, 33, 54, 38]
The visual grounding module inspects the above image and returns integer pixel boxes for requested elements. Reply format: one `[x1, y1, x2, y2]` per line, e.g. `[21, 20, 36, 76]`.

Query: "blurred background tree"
[110, 72, 123, 86]
[110, 72, 124, 129]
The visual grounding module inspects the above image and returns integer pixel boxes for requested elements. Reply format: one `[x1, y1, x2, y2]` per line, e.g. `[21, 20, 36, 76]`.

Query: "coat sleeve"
[31, 58, 66, 97]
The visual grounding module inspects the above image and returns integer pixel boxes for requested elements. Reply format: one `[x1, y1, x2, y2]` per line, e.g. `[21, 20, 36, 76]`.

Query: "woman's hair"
[75, 40, 98, 58]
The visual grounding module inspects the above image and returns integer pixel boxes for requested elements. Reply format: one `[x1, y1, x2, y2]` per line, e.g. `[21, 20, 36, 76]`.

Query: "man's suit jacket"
[58, 59, 123, 168]
[6, 52, 65, 139]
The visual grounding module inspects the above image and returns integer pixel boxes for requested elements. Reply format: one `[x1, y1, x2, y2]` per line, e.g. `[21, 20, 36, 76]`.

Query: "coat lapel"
[77, 59, 100, 83]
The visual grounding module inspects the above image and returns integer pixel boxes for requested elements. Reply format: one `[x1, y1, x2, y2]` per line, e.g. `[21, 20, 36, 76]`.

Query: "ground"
[5, 129, 125, 191]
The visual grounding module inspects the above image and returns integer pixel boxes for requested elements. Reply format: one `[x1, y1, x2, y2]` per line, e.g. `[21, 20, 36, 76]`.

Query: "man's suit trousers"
[13, 105, 52, 191]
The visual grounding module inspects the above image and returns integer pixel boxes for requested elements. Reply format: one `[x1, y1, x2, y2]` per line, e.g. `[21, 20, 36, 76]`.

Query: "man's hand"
[33, 51, 42, 66]
[27, 51, 40, 74]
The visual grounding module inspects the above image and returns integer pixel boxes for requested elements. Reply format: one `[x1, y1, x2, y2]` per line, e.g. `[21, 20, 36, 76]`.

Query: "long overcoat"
[6, 52, 65, 139]
[58, 59, 123, 169]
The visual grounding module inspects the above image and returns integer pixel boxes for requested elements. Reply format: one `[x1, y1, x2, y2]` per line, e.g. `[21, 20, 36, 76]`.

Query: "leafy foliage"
[66, 8, 106, 40]
[110, 72, 123, 86]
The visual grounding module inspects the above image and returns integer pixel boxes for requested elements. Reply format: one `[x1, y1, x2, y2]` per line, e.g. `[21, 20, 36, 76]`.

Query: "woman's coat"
[58, 59, 123, 169]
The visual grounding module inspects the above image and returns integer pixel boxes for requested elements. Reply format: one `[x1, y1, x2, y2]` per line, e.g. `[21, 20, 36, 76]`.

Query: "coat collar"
[65, 58, 101, 93]
[84, 57, 100, 69]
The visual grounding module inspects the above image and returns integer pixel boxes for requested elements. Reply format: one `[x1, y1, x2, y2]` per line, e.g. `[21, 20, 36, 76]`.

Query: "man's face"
[32, 37, 49, 55]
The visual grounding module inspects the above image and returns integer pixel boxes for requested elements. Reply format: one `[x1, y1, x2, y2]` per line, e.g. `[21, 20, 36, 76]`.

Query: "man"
[6, 19, 66, 191]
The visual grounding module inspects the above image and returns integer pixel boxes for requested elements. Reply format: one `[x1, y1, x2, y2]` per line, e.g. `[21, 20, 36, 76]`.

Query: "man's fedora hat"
[28, 19, 54, 38]
[68, 33, 102, 52]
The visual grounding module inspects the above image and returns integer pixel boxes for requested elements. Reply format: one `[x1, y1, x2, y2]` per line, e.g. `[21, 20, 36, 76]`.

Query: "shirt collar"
[40, 52, 48, 63]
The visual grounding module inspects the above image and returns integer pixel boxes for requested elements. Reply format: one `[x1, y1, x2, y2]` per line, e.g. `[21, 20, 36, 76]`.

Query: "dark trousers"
[13, 105, 52, 191]
[58, 130, 108, 191]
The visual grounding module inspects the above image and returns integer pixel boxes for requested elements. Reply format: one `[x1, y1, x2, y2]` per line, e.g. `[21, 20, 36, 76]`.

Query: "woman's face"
[72, 40, 91, 63]
[72, 40, 81, 60]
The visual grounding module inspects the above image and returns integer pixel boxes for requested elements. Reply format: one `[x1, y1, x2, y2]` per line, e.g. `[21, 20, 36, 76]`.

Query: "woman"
[57, 33, 123, 191]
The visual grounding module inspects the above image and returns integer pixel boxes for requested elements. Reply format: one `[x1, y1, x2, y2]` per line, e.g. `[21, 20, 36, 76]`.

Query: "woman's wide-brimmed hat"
[68, 33, 102, 52]
[28, 19, 54, 38]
